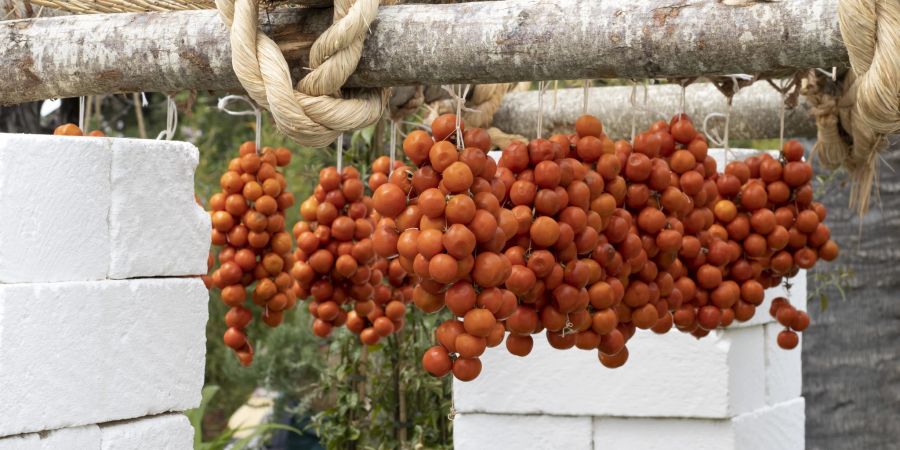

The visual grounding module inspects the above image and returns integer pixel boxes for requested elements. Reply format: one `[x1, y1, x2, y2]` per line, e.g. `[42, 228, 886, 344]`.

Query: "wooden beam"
[492, 82, 817, 141]
[0, 0, 848, 105]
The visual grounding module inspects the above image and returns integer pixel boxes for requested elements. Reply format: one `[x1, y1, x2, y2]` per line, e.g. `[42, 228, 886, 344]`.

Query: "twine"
[582, 79, 591, 115]
[806, 0, 900, 214]
[156, 95, 179, 141]
[215, 0, 385, 148]
[536, 81, 546, 139]
[389, 119, 397, 175]
[218, 94, 263, 151]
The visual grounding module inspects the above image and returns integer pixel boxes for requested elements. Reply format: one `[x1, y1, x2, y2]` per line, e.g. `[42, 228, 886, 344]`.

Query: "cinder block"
[0, 134, 112, 282]
[0, 279, 208, 437]
[592, 398, 804, 450]
[108, 139, 209, 279]
[100, 414, 193, 450]
[0, 424, 100, 450]
[454, 326, 766, 418]
[764, 323, 802, 405]
[454, 413, 592, 450]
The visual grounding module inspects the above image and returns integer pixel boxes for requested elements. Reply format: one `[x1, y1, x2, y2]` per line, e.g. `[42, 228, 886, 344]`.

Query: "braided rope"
[216, 0, 385, 148]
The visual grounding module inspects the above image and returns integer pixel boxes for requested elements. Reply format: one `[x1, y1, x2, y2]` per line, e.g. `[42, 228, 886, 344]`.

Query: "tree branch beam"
[0, 0, 848, 105]
[492, 82, 817, 140]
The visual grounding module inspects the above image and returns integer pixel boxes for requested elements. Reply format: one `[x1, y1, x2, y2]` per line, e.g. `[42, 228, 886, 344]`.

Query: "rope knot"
[216, 0, 385, 148]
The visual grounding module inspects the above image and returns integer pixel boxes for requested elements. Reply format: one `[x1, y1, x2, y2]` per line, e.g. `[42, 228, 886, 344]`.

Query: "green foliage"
[302, 310, 453, 450]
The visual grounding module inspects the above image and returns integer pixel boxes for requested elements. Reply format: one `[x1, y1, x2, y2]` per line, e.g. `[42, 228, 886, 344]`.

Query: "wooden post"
[491, 82, 817, 140]
[1, 0, 848, 105]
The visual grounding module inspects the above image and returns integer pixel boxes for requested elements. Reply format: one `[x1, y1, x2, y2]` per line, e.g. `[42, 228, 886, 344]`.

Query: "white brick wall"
[0, 135, 208, 448]
[456, 143, 805, 448]
[0, 414, 194, 450]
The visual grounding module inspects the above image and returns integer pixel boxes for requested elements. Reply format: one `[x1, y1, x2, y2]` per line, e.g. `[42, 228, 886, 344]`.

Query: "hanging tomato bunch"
[292, 165, 393, 343]
[371, 116, 516, 382]
[206, 142, 298, 366]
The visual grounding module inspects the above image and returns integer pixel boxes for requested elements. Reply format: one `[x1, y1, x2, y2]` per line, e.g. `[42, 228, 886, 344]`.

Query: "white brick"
[594, 416, 733, 450]
[733, 398, 804, 450]
[100, 414, 193, 450]
[454, 326, 766, 418]
[591, 398, 803, 450]
[108, 139, 209, 279]
[0, 279, 208, 437]
[0, 134, 111, 282]
[454, 413, 592, 450]
[0, 424, 100, 450]
[764, 323, 802, 405]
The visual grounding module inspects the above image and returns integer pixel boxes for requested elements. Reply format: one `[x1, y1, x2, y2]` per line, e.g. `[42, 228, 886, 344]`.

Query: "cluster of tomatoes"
[206, 142, 298, 366]
[359, 112, 837, 381]
[371, 117, 515, 381]
[708, 139, 831, 347]
[292, 166, 397, 344]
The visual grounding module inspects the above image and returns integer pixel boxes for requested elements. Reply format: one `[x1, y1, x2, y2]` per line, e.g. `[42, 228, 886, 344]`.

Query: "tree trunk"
[0, 0, 848, 105]
[803, 136, 900, 449]
[491, 82, 817, 141]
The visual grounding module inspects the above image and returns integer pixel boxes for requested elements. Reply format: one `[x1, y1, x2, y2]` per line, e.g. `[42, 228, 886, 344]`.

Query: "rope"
[215, 0, 385, 148]
[838, 0, 900, 136]
[798, 0, 898, 214]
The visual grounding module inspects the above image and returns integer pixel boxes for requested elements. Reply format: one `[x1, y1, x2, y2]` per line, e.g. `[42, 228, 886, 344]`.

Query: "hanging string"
[552, 80, 559, 112]
[336, 133, 344, 173]
[389, 120, 398, 176]
[455, 84, 470, 150]
[156, 95, 179, 141]
[536, 81, 546, 139]
[218, 95, 263, 154]
[78, 96, 86, 131]
[581, 79, 591, 115]
[629, 80, 637, 141]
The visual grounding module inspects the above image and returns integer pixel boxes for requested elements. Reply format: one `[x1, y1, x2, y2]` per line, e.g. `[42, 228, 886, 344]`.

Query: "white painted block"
[592, 398, 803, 450]
[594, 416, 732, 450]
[0, 134, 112, 282]
[733, 398, 804, 450]
[454, 413, 592, 450]
[764, 323, 802, 405]
[0, 424, 100, 450]
[108, 139, 210, 279]
[708, 148, 775, 171]
[454, 326, 766, 418]
[100, 414, 194, 450]
[0, 279, 208, 437]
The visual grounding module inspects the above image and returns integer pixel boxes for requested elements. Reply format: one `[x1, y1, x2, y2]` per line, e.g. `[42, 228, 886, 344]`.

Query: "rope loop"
[215, 0, 386, 148]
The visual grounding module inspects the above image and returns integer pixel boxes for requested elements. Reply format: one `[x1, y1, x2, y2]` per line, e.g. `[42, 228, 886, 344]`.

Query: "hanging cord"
[668, 77, 698, 115]
[336, 133, 344, 173]
[455, 84, 471, 150]
[215, 0, 386, 148]
[706, 74, 756, 160]
[536, 81, 546, 139]
[389, 120, 398, 176]
[156, 95, 179, 141]
[766, 75, 803, 151]
[78, 96, 86, 131]
[629, 80, 637, 141]
[218, 94, 263, 153]
[581, 79, 591, 115]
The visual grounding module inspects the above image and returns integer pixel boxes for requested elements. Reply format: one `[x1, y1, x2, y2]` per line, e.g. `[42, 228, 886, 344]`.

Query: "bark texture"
[804, 136, 900, 449]
[491, 82, 817, 140]
[1, 0, 848, 105]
